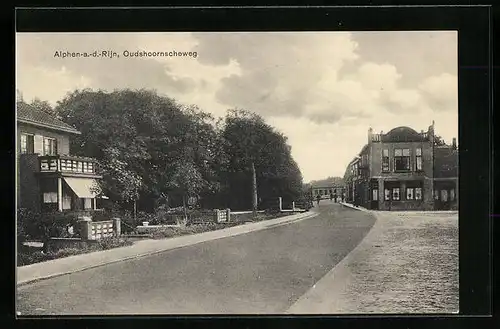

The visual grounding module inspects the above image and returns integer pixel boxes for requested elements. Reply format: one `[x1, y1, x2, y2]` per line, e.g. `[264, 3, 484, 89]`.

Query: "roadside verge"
[17, 210, 318, 287]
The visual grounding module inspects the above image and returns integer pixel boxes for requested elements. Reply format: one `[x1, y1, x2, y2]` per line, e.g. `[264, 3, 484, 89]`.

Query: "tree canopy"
[46, 89, 303, 212]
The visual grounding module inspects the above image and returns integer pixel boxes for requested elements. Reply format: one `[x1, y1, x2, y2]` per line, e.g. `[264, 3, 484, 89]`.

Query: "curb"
[339, 202, 370, 212]
[17, 211, 318, 287]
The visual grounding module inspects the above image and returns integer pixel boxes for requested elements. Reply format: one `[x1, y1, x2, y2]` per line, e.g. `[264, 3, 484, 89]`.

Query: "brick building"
[16, 103, 103, 213]
[343, 122, 458, 211]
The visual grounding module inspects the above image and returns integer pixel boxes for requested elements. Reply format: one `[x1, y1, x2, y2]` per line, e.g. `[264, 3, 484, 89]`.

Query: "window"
[434, 190, 439, 200]
[83, 198, 93, 209]
[392, 188, 400, 201]
[372, 189, 379, 201]
[43, 192, 58, 203]
[63, 195, 72, 210]
[382, 149, 390, 172]
[20, 133, 35, 154]
[43, 137, 58, 156]
[415, 188, 423, 200]
[394, 148, 410, 171]
[384, 189, 391, 201]
[415, 148, 423, 171]
[406, 188, 414, 200]
[441, 190, 449, 202]
[450, 189, 455, 201]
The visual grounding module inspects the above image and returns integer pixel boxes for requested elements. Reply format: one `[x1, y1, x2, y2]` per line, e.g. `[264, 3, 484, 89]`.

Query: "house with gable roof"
[16, 103, 104, 213]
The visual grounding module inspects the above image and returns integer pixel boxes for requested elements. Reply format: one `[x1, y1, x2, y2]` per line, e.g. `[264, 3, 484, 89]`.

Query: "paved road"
[17, 202, 376, 315]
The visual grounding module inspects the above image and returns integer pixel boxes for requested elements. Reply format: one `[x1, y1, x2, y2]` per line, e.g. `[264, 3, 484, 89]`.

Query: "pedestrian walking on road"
[316, 194, 321, 205]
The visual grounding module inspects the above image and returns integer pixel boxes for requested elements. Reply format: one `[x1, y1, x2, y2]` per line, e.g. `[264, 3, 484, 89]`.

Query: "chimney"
[368, 127, 373, 143]
[452, 138, 457, 150]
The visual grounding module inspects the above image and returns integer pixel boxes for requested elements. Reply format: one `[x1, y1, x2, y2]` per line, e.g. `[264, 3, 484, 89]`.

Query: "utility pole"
[251, 161, 258, 215]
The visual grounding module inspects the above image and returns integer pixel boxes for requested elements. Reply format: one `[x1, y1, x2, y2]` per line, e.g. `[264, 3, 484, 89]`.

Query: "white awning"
[64, 177, 100, 198]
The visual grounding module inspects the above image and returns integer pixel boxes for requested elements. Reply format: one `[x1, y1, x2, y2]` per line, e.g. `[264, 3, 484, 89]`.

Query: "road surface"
[17, 202, 376, 315]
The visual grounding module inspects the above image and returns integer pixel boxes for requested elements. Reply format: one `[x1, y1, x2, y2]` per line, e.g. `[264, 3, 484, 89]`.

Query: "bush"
[17, 208, 79, 242]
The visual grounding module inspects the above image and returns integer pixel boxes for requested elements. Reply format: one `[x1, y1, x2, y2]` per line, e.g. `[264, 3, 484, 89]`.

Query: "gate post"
[112, 217, 121, 237]
[78, 216, 92, 240]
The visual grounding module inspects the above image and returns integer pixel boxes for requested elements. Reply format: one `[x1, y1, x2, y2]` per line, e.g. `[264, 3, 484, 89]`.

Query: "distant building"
[17, 104, 104, 213]
[343, 122, 458, 211]
[310, 184, 345, 202]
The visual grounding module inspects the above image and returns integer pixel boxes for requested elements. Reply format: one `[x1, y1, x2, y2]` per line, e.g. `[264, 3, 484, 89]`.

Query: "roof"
[359, 144, 369, 155]
[434, 146, 458, 178]
[17, 103, 81, 135]
[311, 185, 345, 189]
[381, 126, 426, 143]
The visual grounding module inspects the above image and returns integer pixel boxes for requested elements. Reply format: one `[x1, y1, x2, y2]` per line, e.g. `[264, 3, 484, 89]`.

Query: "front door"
[370, 180, 379, 210]
[435, 189, 451, 210]
[370, 188, 379, 210]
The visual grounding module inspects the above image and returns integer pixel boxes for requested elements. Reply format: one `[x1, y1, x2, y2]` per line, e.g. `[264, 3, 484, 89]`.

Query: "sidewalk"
[17, 210, 318, 286]
[287, 210, 459, 314]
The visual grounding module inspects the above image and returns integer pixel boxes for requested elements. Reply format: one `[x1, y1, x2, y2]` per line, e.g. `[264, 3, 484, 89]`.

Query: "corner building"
[344, 122, 458, 211]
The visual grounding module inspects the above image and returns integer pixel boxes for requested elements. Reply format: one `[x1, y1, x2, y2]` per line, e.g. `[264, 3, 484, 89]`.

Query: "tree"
[168, 161, 207, 223]
[434, 135, 447, 146]
[54, 88, 222, 213]
[31, 98, 58, 116]
[221, 109, 303, 212]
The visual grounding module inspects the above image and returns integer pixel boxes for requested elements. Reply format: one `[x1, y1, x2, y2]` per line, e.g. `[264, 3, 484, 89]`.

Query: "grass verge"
[17, 238, 134, 267]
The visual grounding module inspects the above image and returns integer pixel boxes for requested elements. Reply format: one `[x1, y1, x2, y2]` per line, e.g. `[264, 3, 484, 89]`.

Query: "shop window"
[372, 189, 379, 201]
[406, 188, 414, 200]
[392, 187, 400, 201]
[434, 190, 439, 200]
[384, 189, 391, 201]
[441, 190, 449, 202]
[450, 189, 455, 201]
[415, 188, 423, 200]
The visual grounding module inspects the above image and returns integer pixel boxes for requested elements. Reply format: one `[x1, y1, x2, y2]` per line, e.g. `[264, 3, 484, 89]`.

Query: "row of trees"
[19, 89, 304, 214]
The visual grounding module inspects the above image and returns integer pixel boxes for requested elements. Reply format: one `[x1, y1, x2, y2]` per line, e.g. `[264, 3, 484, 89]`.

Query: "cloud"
[418, 73, 458, 112]
[192, 32, 361, 123]
[16, 33, 205, 102]
[16, 31, 458, 180]
[346, 31, 457, 87]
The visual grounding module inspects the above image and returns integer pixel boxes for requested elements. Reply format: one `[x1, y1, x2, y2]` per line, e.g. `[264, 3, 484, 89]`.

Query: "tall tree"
[221, 109, 303, 211]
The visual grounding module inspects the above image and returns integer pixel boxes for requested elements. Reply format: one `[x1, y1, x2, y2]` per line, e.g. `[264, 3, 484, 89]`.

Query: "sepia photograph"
[15, 31, 459, 315]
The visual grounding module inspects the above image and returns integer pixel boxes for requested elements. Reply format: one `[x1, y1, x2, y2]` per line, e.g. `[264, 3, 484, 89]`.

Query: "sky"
[16, 31, 458, 182]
